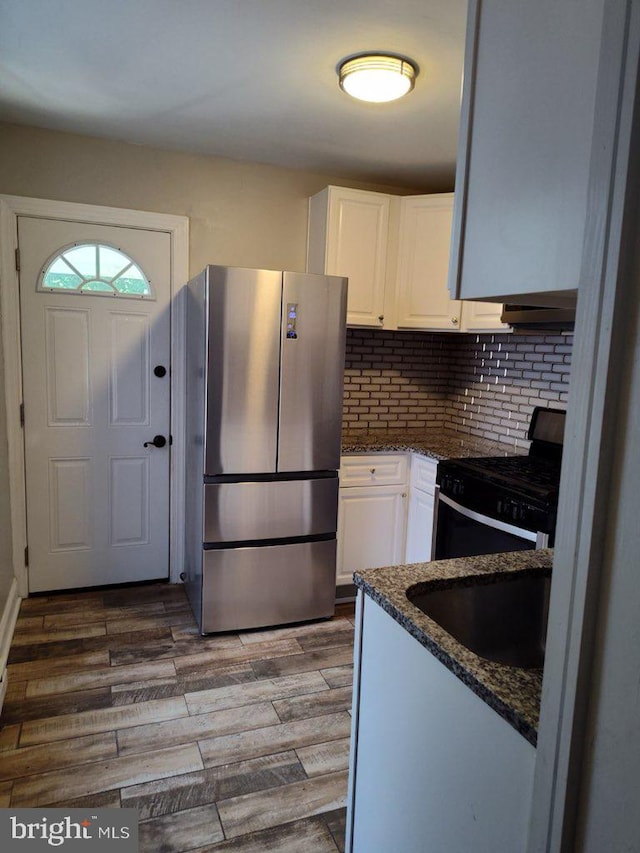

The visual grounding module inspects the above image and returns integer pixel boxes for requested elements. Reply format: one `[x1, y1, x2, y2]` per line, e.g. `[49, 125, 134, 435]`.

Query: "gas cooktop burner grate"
[459, 455, 561, 493]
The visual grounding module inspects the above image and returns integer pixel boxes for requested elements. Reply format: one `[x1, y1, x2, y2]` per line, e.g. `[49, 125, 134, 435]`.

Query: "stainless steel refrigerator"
[184, 265, 348, 633]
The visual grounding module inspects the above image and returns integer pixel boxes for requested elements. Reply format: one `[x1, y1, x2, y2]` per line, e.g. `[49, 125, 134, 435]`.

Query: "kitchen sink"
[406, 572, 551, 669]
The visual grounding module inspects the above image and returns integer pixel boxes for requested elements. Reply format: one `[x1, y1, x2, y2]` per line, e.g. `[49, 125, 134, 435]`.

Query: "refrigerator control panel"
[286, 303, 298, 339]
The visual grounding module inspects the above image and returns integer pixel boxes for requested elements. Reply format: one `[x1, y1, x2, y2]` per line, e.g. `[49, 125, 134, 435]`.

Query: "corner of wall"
[0, 577, 21, 715]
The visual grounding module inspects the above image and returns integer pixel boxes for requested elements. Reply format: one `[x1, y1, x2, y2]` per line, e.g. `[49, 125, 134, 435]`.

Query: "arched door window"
[38, 243, 154, 299]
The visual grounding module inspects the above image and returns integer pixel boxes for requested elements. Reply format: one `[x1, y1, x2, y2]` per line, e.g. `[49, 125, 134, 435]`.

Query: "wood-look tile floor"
[0, 583, 356, 852]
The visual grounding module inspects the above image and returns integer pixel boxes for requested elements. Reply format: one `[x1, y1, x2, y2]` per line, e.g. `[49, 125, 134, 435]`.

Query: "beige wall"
[0, 122, 423, 276]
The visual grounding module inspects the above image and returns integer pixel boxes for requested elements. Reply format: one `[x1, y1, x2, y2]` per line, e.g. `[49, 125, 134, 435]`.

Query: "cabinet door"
[460, 300, 509, 332]
[396, 194, 462, 330]
[349, 596, 536, 853]
[449, 0, 603, 301]
[405, 487, 435, 564]
[309, 187, 390, 327]
[336, 485, 406, 586]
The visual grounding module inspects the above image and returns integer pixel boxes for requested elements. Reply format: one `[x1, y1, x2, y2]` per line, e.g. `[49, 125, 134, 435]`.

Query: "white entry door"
[18, 216, 172, 592]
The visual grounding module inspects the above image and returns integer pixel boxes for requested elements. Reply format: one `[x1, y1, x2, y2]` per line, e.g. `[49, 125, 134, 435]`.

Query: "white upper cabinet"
[309, 186, 507, 332]
[396, 194, 462, 330]
[449, 0, 604, 303]
[460, 300, 505, 332]
[307, 186, 391, 327]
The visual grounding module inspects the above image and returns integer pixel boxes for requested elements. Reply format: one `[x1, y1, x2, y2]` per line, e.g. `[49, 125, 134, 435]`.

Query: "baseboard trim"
[336, 582, 356, 604]
[0, 577, 21, 714]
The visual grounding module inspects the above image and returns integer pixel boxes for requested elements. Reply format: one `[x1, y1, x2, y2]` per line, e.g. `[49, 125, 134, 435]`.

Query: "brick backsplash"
[343, 329, 451, 433]
[343, 328, 573, 449]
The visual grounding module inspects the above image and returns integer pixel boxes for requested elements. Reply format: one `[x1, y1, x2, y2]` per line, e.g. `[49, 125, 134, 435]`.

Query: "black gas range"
[434, 407, 565, 559]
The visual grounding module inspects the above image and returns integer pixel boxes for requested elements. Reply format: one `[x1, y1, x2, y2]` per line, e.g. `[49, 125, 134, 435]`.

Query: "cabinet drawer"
[410, 453, 438, 493]
[340, 453, 408, 487]
[203, 477, 338, 542]
[202, 539, 336, 633]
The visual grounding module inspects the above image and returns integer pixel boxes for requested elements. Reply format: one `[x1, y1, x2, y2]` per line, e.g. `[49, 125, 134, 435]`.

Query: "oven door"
[433, 491, 550, 560]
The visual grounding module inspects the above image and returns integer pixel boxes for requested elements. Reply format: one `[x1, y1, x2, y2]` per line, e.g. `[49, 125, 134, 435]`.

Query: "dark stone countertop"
[354, 549, 553, 746]
[341, 428, 525, 460]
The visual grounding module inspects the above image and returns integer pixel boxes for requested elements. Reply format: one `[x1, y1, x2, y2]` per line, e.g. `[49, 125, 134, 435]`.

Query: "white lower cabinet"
[405, 487, 435, 563]
[336, 486, 406, 586]
[346, 593, 536, 852]
[337, 453, 408, 586]
[337, 452, 437, 586]
[405, 453, 438, 563]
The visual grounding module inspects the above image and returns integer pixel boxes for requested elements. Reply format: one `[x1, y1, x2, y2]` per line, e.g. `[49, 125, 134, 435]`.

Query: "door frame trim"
[0, 194, 189, 594]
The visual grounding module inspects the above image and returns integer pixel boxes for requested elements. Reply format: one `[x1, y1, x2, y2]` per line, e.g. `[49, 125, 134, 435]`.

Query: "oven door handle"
[430, 485, 440, 561]
[437, 492, 547, 545]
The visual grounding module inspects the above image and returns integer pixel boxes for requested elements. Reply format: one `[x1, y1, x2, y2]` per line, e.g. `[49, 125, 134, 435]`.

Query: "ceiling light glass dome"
[338, 54, 418, 103]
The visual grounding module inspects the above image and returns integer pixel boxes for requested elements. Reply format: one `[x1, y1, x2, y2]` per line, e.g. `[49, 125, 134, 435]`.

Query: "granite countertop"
[354, 549, 553, 746]
[341, 427, 525, 460]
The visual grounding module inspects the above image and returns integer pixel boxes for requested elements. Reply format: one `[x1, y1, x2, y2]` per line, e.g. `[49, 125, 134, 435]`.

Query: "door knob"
[154, 365, 167, 378]
[144, 435, 167, 448]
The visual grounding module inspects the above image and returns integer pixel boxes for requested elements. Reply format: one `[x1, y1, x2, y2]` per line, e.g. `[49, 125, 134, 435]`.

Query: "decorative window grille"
[39, 243, 153, 299]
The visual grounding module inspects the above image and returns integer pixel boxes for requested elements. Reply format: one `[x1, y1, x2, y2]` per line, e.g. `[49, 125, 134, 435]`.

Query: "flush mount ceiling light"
[338, 53, 418, 103]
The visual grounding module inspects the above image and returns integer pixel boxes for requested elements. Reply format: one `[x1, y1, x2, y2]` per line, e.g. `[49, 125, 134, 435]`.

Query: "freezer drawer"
[203, 477, 338, 543]
[201, 539, 337, 632]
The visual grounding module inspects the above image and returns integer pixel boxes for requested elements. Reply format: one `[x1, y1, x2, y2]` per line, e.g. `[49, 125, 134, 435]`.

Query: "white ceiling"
[0, 0, 467, 191]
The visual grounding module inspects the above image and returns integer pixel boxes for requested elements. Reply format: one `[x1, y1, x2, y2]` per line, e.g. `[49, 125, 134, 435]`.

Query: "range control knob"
[452, 479, 463, 497]
[507, 501, 526, 522]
